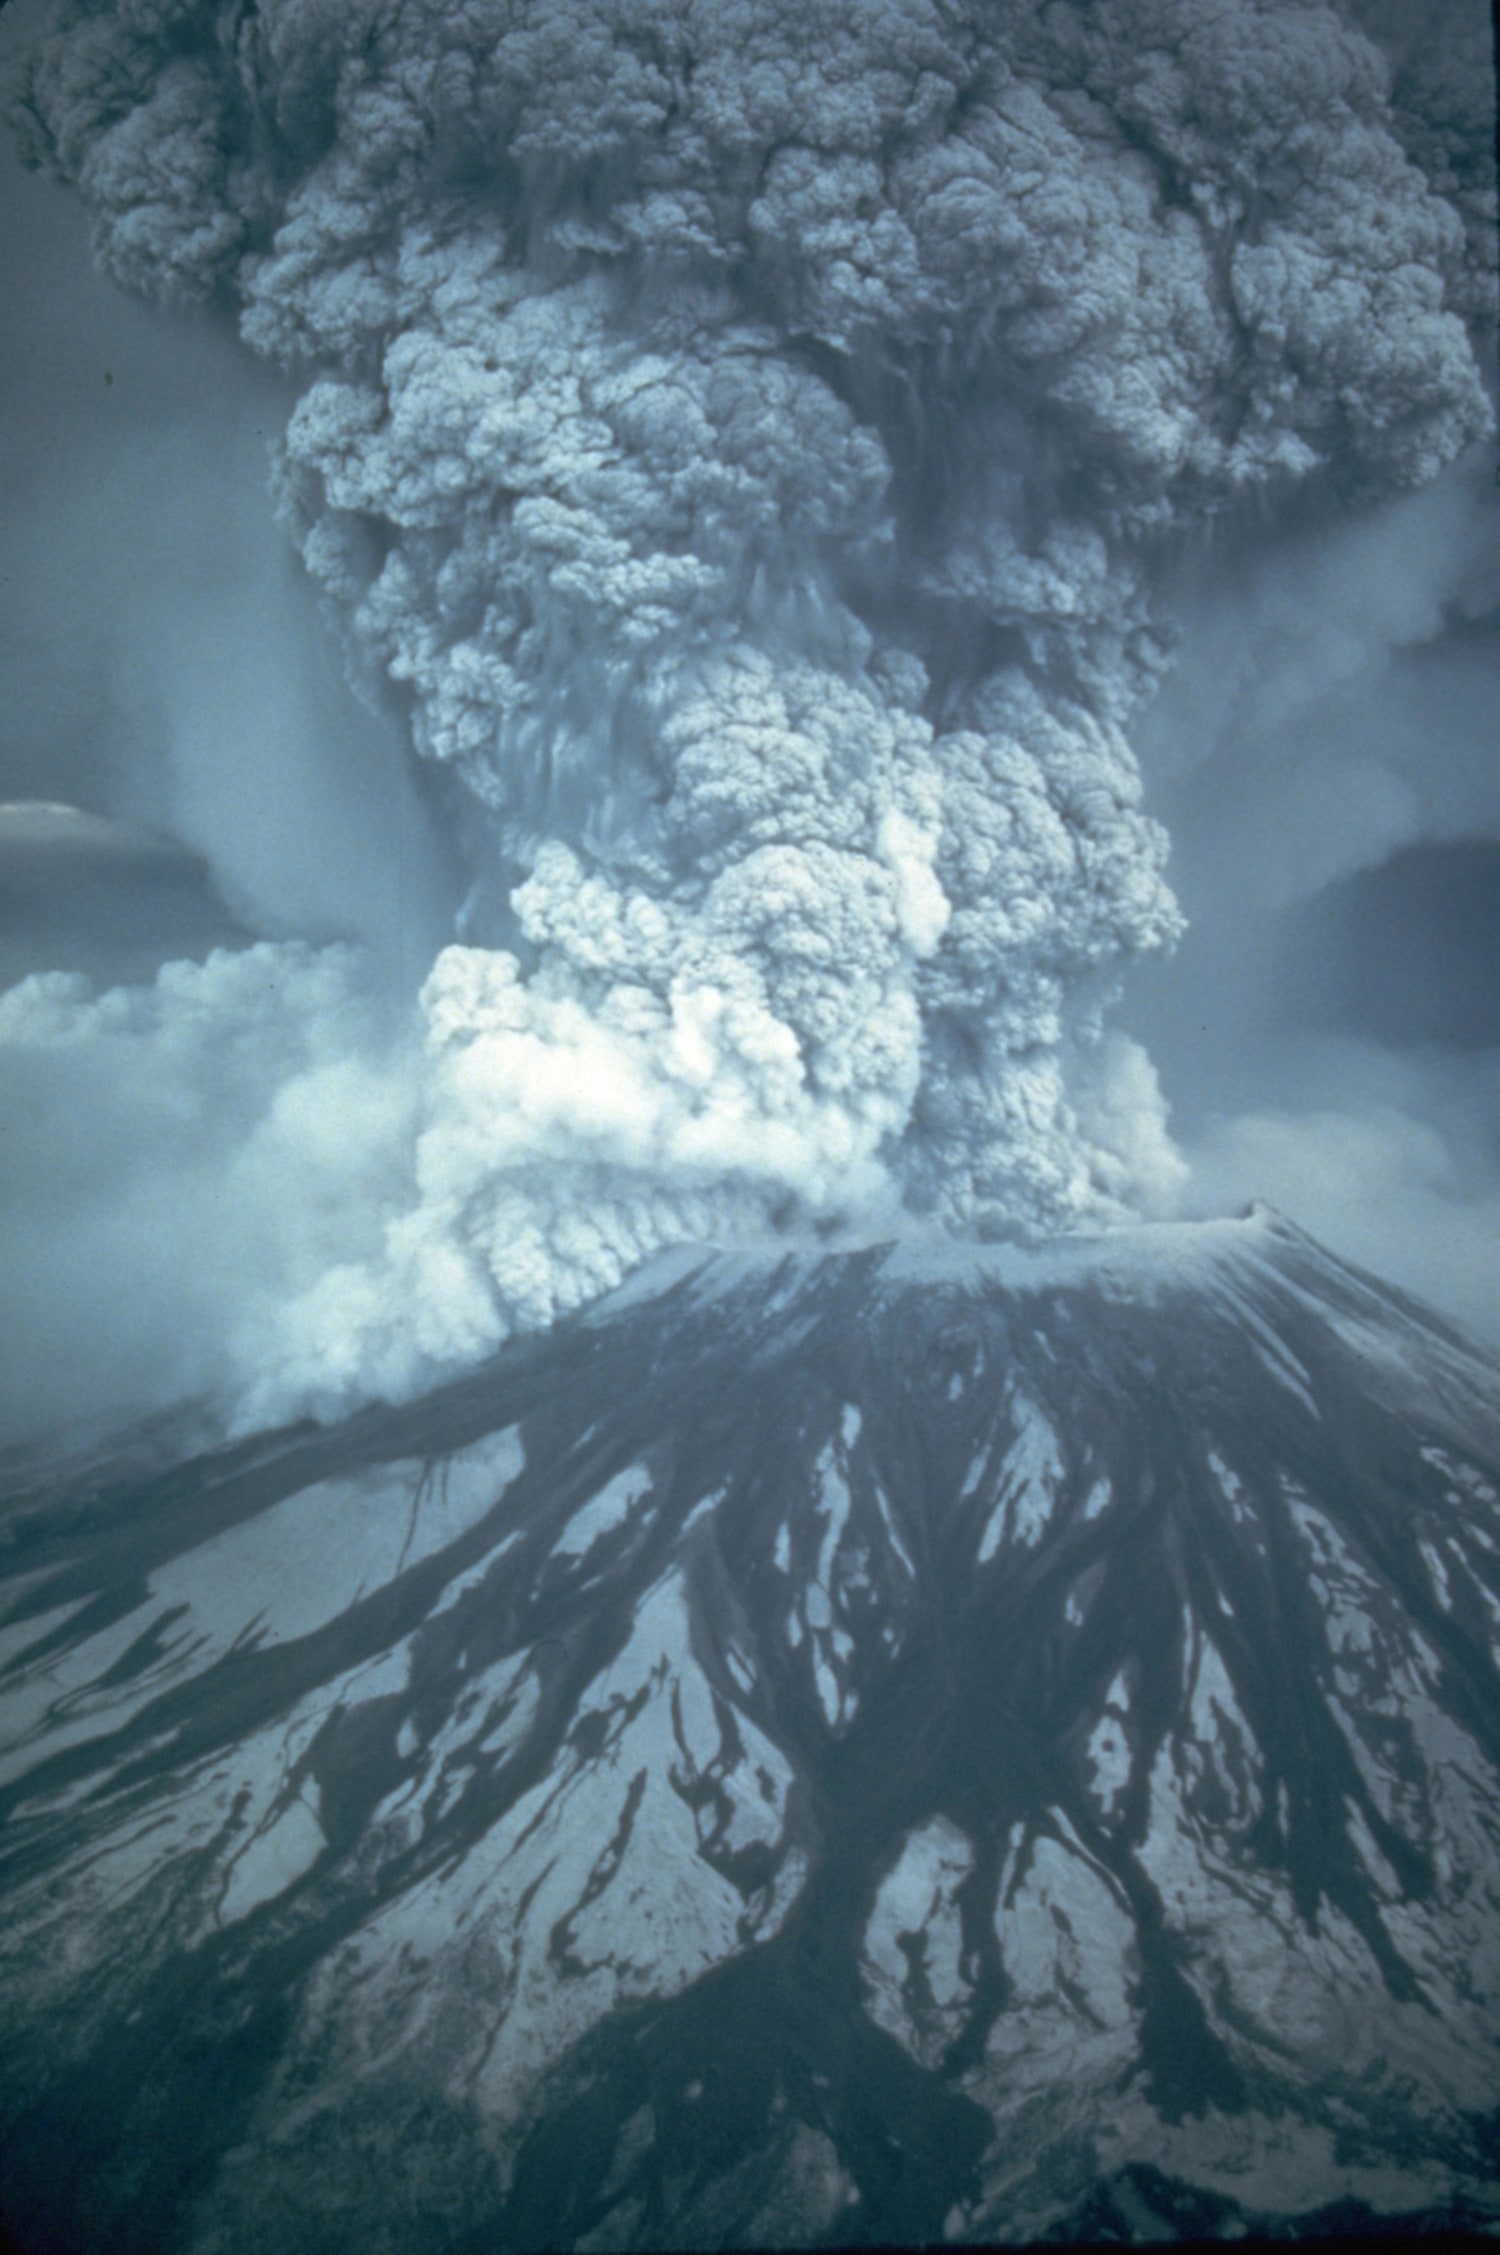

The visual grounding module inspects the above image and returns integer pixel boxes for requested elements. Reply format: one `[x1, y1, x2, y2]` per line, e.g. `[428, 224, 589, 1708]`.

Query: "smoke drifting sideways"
[0, 0, 1492, 1443]
[1123, 432, 1500, 1353]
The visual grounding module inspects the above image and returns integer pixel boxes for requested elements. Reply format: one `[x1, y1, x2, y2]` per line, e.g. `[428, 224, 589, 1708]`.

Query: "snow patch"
[555, 1463, 653, 1560]
[1419, 1539, 1453, 1612]
[861, 1816, 975, 2069]
[219, 1788, 326, 1923]
[1084, 1671, 1133, 1821]
[978, 1396, 1064, 1561]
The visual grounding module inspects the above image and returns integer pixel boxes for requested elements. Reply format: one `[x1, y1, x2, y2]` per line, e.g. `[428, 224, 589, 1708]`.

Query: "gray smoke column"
[7, 0, 1490, 1422]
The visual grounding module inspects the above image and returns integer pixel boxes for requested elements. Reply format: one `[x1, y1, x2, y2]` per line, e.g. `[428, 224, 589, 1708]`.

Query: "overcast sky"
[1, 0, 1497, 1447]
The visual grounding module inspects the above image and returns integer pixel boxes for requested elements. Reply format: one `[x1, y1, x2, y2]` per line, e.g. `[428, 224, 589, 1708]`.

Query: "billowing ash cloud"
[4, 0, 1490, 1425]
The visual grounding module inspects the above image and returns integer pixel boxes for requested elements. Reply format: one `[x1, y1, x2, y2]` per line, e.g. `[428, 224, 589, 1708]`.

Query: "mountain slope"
[1, 1209, 1499, 2252]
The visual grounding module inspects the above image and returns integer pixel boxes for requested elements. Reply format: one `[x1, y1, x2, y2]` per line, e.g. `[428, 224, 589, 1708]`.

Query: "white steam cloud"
[2, 0, 1491, 1430]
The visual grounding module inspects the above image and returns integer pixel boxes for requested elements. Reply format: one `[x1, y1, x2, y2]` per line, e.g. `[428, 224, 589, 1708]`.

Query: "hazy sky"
[1120, 436, 1500, 1343]
[1, 0, 1497, 1446]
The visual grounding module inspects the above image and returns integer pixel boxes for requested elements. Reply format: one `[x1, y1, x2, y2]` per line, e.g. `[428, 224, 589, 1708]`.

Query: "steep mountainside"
[1, 1210, 1499, 2252]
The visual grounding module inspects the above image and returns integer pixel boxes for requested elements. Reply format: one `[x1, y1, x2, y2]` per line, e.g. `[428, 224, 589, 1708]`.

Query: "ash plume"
[3, 0, 1491, 1427]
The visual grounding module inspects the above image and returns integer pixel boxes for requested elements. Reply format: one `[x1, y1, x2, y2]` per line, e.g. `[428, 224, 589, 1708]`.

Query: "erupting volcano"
[1, 0, 1497, 2246]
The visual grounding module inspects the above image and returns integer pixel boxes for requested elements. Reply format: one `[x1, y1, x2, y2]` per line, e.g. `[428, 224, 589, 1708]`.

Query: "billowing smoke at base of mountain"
[3, 0, 1492, 1428]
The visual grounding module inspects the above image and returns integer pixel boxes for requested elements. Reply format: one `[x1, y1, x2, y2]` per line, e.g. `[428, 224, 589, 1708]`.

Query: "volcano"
[1, 1209, 1499, 2253]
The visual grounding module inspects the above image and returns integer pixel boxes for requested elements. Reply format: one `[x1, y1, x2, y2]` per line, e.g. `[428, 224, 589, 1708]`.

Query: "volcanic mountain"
[1, 1208, 1499, 2253]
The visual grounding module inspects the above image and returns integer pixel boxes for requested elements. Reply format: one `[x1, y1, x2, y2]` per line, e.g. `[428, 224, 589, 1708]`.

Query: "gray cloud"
[1123, 422, 1500, 1346]
[0, 159, 458, 973]
[0, 801, 247, 990]
[1283, 844, 1500, 1053]
[0, 0, 1494, 1431]
[0, 942, 415, 1443]
[0, 140, 457, 1440]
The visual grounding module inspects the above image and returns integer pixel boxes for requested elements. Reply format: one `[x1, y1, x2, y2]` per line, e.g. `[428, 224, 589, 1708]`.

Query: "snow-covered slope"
[1, 1209, 1499, 2251]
